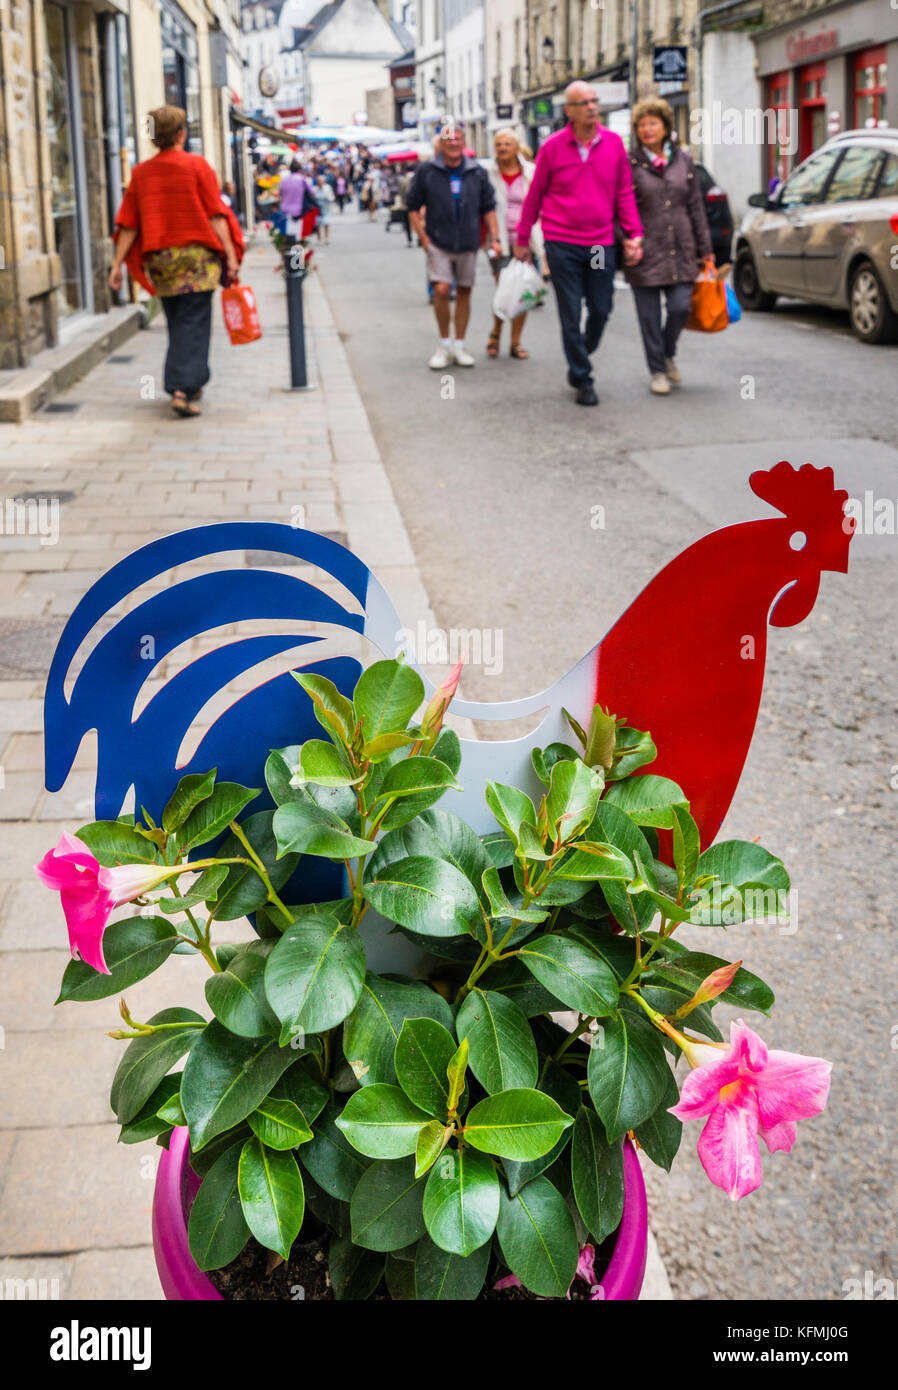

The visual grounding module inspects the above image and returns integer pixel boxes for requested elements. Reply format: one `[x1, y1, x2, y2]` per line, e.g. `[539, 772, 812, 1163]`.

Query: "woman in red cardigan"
[109, 106, 240, 418]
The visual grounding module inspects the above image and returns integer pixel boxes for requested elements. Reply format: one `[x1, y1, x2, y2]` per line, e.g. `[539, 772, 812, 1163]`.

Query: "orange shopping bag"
[221, 283, 262, 346]
[686, 258, 728, 333]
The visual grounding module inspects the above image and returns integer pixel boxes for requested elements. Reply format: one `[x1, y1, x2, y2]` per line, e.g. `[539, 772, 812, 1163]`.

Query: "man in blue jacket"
[407, 121, 501, 369]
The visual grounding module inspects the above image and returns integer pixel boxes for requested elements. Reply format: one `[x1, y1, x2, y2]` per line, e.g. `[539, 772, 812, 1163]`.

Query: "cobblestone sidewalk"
[0, 237, 670, 1300]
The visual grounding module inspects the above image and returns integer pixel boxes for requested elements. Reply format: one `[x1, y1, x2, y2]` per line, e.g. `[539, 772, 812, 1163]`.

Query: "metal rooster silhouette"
[44, 462, 853, 891]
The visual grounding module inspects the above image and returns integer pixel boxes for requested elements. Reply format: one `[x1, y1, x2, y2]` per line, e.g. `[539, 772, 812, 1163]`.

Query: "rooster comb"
[750, 461, 850, 525]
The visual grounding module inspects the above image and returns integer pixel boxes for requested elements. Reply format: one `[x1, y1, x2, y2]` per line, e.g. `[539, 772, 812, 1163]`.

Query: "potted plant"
[39, 659, 831, 1301]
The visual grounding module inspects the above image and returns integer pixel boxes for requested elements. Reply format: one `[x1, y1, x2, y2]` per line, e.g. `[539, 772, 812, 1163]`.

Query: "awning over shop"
[230, 110, 302, 143]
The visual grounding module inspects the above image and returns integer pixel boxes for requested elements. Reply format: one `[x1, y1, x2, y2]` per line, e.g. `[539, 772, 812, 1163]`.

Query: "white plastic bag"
[492, 259, 547, 321]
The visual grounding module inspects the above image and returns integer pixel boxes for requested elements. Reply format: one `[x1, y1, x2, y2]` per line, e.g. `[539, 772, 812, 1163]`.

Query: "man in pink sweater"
[515, 81, 644, 406]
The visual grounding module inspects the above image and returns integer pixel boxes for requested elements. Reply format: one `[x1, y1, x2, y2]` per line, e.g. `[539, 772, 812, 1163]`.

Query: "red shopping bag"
[686, 258, 728, 333]
[221, 283, 262, 346]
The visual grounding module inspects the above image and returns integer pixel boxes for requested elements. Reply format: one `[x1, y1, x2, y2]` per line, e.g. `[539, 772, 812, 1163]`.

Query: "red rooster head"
[750, 461, 854, 627]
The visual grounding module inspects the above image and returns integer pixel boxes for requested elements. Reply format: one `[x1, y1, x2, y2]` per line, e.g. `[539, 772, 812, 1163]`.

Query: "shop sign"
[785, 29, 838, 62]
[653, 46, 688, 84]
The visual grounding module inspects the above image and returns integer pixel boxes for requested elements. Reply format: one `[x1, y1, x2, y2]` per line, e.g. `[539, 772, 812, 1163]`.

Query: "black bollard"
[283, 245, 316, 391]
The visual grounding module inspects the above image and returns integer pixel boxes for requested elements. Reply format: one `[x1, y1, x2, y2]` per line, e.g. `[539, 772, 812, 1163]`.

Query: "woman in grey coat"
[625, 98, 713, 394]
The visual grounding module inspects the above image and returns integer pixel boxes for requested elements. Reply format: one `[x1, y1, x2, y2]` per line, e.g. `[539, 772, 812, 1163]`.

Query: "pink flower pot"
[152, 1126, 648, 1301]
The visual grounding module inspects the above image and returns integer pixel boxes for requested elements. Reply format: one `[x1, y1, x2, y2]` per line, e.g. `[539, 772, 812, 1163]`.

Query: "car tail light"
[706, 186, 726, 200]
[890, 213, 898, 235]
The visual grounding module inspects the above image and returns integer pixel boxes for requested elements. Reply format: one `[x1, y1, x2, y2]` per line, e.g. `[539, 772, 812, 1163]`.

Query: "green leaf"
[156, 1092, 186, 1127]
[671, 803, 701, 889]
[583, 706, 619, 771]
[362, 731, 417, 761]
[638, 983, 723, 1042]
[571, 1108, 625, 1242]
[422, 1147, 499, 1256]
[336, 1084, 432, 1158]
[299, 1102, 370, 1200]
[564, 923, 638, 982]
[496, 1176, 578, 1298]
[329, 1234, 384, 1300]
[602, 775, 689, 830]
[480, 867, 548, 925]
[464, 1089, 573, 1161]
[342, 973, 454, 1088]
[238, 1136, 305, 1260]
[187, 1140, 250, 1271]
[204, 943, 279, 1038]
[57, 917, 178, 1003]
[515, 821, 552, 861]
[296, 739, 361, 787]
[484, 782, 537, 843]
[158, 864, 228, 914]
[273, 799, 377, 860]
[247, 1097, 313, 1150]
[446, 1038, 469, 1115]
[546, 759, 604, 842]
[402, 809, 492, 903]
[587, 1009, 671, 1142]
[482, 832, 516, 869]
[74, 820, 159, 866]
[501, 1059, 579, 1195]
[606, 725, 657, 781]
[264, 746, 304, 807]
[693, 841, 790, 923]
[553, 841, 634, 882]
[414, 1119, 452, 1178]
[482, 957, 566, 1018]
[264, 913, 366, 1043]
[633, 1066, 682, 1171]
[363, 857, 480, 938]
[211, 811, 299, 922]
[650, 951, 775, 1015]
[394, 1018, 458, 1118]
[350, 1158, 427, 1252]
[117, 1072, 183, 1144]
[180, 1021, 297, 1150]
[353, 659, 425, 741]
[110, 1008, 204, 1124]
[375, 757, 460, 802]
[455, 989, 538, 1094]
[162, 769, 217, 834]
[272, 1062, 329, 1125]
[293, 671, 357, 748]
[582, 802, 658, 933]
[414, 1234, 490, 1301]
[177, 782, 259, 849]
[518, 935, 619, 1017]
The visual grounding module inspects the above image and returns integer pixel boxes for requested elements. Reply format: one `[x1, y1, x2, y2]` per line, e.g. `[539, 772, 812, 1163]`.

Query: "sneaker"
[429, 345, 453, 370]
[650, 373, 671, 395]
[665, 356, 682, 385]
[453, 346, 475, 367]
[576, 383, 599, 406]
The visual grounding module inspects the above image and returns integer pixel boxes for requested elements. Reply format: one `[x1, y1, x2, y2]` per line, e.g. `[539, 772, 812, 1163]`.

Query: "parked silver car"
[733, 129, 898, 344]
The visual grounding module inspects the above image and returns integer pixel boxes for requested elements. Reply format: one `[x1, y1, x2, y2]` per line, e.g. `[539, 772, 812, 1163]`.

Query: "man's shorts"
[426, 245, 477, 289]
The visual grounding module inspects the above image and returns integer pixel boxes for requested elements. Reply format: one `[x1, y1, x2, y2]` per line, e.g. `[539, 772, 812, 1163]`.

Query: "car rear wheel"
[734, 248, 777, 312]
[848, 261, 898, 345]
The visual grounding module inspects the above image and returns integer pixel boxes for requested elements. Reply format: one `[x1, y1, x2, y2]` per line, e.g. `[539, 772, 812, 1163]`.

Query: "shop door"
[798, 63, 827, 162]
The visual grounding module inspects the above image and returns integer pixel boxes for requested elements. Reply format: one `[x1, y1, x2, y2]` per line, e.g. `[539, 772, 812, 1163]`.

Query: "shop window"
[823, 146, 884, 202]
[767, 71, 790, 184]
[161, 0, 202, 151]
[853, 46, 887, 129]
[798, 61, 827, 162]
[44, 1, 84, 317]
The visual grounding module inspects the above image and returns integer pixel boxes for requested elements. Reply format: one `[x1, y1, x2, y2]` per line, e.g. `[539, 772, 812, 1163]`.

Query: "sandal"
[172, 391, 201, 418]
[510, 343, 530, 359]
[486, 332, 500, 358]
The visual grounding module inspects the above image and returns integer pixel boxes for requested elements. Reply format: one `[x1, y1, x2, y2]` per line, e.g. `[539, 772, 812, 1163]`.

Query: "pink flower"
[35, 833, 174, 975]
[669, 1020, 831, 1200]
[420, 660, 464, 746]
[492, 1273, 521, 1290]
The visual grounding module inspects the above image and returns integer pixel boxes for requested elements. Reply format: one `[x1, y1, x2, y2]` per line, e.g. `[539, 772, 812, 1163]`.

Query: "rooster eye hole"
[789, 531, 807, 552]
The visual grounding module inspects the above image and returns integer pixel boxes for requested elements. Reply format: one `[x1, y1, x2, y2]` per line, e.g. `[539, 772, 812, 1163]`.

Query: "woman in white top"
[485, 128, 545, 360]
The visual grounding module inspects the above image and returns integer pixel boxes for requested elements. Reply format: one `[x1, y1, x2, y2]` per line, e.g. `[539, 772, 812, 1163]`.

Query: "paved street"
[0, 211, 894, 1304]
[315, 207, 898, 1300]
